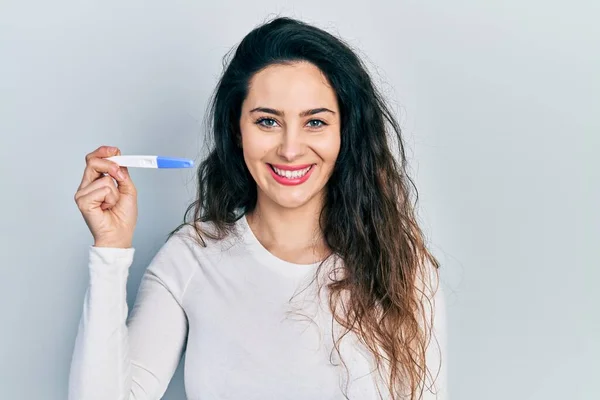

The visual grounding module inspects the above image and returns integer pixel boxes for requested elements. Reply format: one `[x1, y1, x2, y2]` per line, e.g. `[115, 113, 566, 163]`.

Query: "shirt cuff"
[89, 246, 135, 272]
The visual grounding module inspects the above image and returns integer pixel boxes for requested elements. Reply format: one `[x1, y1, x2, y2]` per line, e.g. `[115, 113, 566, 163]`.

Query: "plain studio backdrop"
[1, 1, 598, 399]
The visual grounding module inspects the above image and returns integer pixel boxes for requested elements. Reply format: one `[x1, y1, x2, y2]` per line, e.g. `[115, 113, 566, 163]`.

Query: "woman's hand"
[74, 146, 138, 248]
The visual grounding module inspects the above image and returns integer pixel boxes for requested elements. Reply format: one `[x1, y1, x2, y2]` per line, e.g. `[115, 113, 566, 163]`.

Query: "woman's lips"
[267, 163, 315, 186]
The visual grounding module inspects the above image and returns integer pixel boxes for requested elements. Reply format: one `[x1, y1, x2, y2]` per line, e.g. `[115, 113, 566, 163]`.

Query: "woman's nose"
[277, 129, 305, 161]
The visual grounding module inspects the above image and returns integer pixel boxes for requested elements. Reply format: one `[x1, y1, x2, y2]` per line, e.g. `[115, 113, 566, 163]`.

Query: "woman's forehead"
[244, 62, 338, 112]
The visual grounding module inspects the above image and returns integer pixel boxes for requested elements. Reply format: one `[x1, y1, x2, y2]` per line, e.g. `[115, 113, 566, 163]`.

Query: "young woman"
[69, 17, 446, 400]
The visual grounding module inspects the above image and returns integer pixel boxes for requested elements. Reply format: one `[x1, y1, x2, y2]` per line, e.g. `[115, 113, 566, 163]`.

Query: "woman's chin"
[273, 196, 312, 209]
[267, 189, 319, 210]
[256, 176, 326, 210]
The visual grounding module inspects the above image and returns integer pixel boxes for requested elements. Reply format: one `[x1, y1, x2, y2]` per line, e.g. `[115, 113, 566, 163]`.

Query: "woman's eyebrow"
[249, 107, 336, 117]
[300, 108, 336, 117]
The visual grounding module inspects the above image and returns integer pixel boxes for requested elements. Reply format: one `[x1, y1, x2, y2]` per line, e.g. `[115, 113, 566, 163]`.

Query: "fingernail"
[117, 170, 125, 180]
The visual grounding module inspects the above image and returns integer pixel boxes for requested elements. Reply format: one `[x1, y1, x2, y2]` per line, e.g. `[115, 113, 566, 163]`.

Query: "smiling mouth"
[269, 164, 313, 179]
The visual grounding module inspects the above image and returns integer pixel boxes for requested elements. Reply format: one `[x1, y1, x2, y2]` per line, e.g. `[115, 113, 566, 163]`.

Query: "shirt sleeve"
[68, 230, 196, 400]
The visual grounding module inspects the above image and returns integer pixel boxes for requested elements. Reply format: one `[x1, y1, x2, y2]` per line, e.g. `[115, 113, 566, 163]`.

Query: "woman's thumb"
[114, 166, 136, 195]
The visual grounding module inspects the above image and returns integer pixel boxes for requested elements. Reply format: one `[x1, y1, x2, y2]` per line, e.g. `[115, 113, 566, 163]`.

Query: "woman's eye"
[307, 119, 325, 128]
[256, 118, 278, 128]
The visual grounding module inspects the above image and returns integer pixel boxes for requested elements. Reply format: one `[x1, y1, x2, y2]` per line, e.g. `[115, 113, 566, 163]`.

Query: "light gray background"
[1, 1, 598, 399]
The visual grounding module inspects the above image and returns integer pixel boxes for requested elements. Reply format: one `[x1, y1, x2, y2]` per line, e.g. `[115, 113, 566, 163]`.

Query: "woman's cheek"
[314, 134, 341, 164]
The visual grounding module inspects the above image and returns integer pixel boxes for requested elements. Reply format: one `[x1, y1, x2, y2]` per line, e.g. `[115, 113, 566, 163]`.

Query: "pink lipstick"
[267, 163, 315, 186]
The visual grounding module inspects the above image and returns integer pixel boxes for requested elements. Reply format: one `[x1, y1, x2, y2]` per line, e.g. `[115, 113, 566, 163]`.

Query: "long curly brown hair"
[171, 16, 442, 399]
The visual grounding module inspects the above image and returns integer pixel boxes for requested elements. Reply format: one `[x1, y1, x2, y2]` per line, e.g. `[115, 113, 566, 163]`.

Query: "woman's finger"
[75, 175, 119, 203]
[75, 186, 114, 213]
[84, 145, 117, 164]
[100, 186, 119, 210]
[78, 154, 123, 191]
[112, 165, 136, 196]
[78, 146, 121, 190]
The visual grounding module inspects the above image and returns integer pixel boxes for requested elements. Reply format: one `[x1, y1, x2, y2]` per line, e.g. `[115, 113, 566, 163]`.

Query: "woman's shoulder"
[154, 218, 247, 269]
[167, 218, 244, 250]
[147, 217, 246, 296]
[142, 220, 244, 301]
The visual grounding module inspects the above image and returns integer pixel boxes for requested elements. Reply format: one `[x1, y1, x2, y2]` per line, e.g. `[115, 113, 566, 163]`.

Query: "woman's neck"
[246, 192, 329, 263]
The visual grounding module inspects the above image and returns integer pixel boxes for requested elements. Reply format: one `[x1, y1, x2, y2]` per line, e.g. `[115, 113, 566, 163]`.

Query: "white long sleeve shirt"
[68, 215, 447, 400]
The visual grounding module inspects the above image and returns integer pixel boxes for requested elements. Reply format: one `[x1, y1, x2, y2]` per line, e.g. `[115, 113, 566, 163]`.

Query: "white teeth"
[272, 165, 312, 179]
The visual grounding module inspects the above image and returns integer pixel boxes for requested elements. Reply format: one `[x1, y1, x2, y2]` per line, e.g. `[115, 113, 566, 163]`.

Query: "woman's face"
[239, 61, 341, 211]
